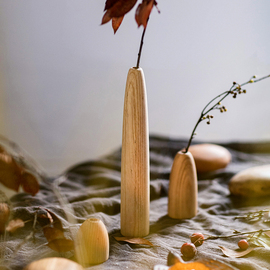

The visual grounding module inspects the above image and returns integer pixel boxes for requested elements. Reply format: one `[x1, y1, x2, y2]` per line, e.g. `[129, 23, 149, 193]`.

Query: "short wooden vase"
[75, 218, 109, 266]
[121, 67, 149, 237]
[168, 151, 198, 219]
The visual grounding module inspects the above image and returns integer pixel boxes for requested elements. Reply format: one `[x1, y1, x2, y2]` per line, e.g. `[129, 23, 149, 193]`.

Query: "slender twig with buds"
[184, 74, 270, 153]
[204, 228, 270, 241]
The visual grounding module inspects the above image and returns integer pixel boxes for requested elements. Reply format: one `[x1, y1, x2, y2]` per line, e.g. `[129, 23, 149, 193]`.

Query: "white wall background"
[0, 0, 270, 176]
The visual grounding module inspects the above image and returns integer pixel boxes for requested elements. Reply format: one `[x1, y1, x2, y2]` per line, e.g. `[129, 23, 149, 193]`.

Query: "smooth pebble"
[188, 144, 231, 173]
[229, 164, 270, 197]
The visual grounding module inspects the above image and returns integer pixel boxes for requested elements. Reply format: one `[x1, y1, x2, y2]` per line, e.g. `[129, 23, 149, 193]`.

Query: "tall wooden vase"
[121, 67, 149, 237]
[168, 151, 197, 219]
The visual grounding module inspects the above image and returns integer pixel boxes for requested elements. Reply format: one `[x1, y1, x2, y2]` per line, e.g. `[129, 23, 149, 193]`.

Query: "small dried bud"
[206, 115, 210, 119]
[218, 102, 221, 105]
[202, 116, 206, 120]
[243, 90, 247, 93]
[224, 108, 227, 112]
[238, 90, 242, 94]
[233, 81, 237, 85]
[210, 115, 214, 118]
[236, 86, 241, 90]
[253, 75, 257, 78]
[249, 79, 254, 83]
[207, 121, 210, 125]
[233, 93, 237, 98]
[220, 108, 224, 113]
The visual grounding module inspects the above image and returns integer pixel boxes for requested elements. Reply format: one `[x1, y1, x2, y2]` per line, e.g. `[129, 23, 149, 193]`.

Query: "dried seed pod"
[0, 202, 10, 233]
[75, 218, 109, 266]
[23, 257, 83, 270]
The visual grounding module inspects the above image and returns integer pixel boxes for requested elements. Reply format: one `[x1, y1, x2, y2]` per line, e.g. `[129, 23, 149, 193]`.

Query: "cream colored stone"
[229, 164, 270, 197]
[188, 144, 231, 173]
[24, 258, 83, 270]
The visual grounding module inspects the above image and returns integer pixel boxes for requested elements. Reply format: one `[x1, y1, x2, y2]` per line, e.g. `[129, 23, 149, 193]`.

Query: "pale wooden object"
[75, 218, 109, 266]
[23, 258, 84, 270]
[168, 151, 198, 219]
[121, 67, 149, 237]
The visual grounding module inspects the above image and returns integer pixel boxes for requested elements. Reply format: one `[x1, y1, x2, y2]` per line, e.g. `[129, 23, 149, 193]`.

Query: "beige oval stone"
[23, 257, 84, 270]
[229, 164, 270, 197]
[188, 144, 231, 173]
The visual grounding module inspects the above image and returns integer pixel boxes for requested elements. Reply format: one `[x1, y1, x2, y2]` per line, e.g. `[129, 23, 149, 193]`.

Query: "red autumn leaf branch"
[102, 0, 159, 33]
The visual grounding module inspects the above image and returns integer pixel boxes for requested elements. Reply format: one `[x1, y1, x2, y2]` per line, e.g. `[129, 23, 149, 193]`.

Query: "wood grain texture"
[75, 218, 109, 266]
[168, 151, 198, 219]
[121, 67, 149, 237]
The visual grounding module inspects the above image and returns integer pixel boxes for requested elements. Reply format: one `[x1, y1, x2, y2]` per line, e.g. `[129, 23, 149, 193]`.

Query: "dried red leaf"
[47, 238, 74, 252]
[43, 227, 65, 242]
[101, 10, 112, 25]
[0, 153, 21, 192]
[104, 0, 119, 11]
[219, 245, 255, 258]
[6, 219, 25, 233]
[114, 236, 154, 246]
[102, 0, 137, 21]
[102, 0, 137, 32]
[135, 0, 158, 28]
[112, 16, 124, 33]
[20, 171, 39, 196]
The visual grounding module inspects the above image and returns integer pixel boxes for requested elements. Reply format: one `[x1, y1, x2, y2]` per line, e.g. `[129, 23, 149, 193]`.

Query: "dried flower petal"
[0, 153, 21, 192]
[114, 236, 154, 246]
[47, 238, 74, 252]
[112, 16, 124, 33]
[135, 0, 156, 28]
[102, 0, 137, 25]
[6, 219, 25, 233]
[43, 227, 65, 243]
[219, 245, 255, 258]
[20, 171, 39, 196]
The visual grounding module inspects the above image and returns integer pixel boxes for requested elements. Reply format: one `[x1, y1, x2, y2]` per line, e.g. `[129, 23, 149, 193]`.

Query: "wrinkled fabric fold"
[2, 135, 270, 270]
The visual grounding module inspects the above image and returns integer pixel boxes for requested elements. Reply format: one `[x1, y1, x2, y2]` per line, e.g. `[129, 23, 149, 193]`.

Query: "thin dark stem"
[205, 229, 269, 241]
[136, 27, 147, 69]
[184, 117, 202, 153]
[184, 74, 270, 153]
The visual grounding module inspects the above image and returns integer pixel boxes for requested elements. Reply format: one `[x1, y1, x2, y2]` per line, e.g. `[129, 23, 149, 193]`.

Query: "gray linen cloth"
[1, 135, 270, 270]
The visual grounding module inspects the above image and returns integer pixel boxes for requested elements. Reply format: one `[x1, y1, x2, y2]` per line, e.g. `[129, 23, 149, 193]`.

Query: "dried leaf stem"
[205, 228, 270, 241]
[136, 19, 148, 69]
[6, 211, 38, 265]
[234, 209, 269, 221]
[184, 74, 270, 153]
